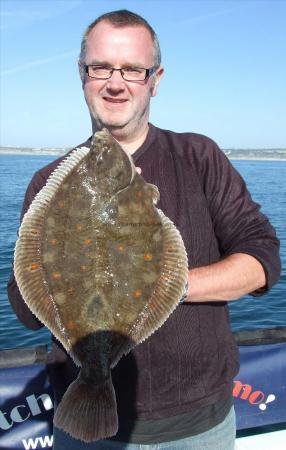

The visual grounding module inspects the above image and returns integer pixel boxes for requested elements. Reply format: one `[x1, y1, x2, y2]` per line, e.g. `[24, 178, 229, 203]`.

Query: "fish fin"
[53, 374, 118, 443]
[14, 146, 90, 351]
[127, 210, 188, 347]
[148, 183, 160, 204]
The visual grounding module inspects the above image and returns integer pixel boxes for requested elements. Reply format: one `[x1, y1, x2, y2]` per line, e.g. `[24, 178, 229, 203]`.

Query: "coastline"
[0, 148, 285, 161]
[227, 157, 286, 161]
[0, 149, 68, 157]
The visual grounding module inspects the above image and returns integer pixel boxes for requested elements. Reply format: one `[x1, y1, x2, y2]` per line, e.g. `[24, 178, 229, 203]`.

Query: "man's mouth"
[103, 97, 128, 104]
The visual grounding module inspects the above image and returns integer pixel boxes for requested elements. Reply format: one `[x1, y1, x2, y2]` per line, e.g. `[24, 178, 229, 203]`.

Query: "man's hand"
[186, 253, 266, 302]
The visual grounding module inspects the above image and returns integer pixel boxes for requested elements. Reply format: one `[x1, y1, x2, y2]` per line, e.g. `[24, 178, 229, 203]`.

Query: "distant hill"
[223, 148, 286, 160]
[0, 146, 285, 160]
[0, 146, 69, 156]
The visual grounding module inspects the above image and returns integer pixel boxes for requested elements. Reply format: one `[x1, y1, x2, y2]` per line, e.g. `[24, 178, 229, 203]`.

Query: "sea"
[0, 155, 285, 351]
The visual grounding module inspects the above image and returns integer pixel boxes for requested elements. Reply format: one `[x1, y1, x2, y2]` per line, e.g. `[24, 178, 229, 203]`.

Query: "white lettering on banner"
[22, 434, 53, 449]
[259, 393, 276, 411]
[0, 392, 54, 430]
[26, 394, 53, 416]
[10, 404, 31, 422]
[0, 410, 13, 430]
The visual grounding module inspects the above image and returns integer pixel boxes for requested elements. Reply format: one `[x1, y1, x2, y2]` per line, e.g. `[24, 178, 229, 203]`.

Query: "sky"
[1, 0, 285, 149]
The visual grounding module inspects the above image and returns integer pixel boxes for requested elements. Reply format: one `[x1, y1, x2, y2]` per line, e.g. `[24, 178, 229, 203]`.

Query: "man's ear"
[151, 66, 164, 97]
[78, 61, 85, 87]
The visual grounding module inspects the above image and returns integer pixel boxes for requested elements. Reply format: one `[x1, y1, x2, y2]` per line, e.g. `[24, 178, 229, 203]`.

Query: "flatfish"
[14, 129, 188, 442]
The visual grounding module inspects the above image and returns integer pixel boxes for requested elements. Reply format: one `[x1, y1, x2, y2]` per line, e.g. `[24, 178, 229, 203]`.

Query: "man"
[8, 9, 280, 450]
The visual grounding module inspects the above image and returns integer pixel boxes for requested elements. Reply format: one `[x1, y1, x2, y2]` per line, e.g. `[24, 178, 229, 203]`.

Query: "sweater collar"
[132, 123, 157, 162]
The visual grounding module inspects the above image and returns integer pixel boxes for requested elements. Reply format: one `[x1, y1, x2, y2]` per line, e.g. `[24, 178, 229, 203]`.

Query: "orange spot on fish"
[52, 272, 62, 280]
[80, 265, 88, 272]
[29, 263, 39, 271]
[58, 201, 65, 208]
[117, 244, 125, 253]
[76, 224, 83, 232]
[133, 289, 142, 299]
[67, 320, 77, 330]
[84, 239, 92, 246]
[50, 239, 58, 246]
[136, 191, 143, 199]
[144, 253, 153, 261]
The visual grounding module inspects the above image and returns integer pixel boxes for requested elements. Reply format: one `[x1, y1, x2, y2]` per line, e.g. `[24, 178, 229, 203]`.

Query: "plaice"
[14, 128, 188, 442]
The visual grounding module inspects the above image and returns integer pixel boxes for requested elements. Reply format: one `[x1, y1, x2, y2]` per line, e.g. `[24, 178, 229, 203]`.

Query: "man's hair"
[79, 9, 161, 67]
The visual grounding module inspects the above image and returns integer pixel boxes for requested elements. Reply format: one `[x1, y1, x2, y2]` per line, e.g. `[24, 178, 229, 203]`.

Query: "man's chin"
[96, 118, 129, 131]
[104, 123, 126, 130]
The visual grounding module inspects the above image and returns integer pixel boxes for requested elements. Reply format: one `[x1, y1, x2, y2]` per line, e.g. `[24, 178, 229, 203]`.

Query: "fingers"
[136, 167, 142, 175]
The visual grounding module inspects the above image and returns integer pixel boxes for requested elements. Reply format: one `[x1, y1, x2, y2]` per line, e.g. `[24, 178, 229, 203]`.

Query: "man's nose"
[106, 69, 125, 90]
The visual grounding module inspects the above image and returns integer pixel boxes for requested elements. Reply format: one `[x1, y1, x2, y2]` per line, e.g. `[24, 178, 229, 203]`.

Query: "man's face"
[80, 21, 163, 139]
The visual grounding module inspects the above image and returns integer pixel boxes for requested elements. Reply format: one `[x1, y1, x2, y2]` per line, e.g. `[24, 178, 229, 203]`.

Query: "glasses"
[84, 65, 157, 81]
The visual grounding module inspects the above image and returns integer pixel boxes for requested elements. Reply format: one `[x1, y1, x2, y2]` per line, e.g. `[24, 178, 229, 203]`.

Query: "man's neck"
[119, 129, 148, 154]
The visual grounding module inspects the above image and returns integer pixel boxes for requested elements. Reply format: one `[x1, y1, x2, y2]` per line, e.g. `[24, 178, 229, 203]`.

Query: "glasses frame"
[84, 65, 157, 81]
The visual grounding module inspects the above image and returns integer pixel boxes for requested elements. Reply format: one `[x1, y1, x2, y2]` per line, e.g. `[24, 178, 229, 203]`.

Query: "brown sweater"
[7, 124, 281, 439]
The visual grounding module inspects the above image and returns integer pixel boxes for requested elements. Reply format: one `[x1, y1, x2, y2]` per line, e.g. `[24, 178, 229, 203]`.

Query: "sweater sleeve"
[195, 138, 281, 295]
[7, 169, 49, 330]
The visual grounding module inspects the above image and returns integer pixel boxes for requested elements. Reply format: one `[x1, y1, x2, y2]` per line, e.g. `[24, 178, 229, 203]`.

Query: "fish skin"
[14, 129, 188, 442]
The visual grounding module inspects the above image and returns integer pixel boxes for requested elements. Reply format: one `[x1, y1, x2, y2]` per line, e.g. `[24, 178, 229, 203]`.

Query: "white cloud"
[0, 0, 83, 30]
[176, 4, 244, 26]
[1, 50, 78, 76]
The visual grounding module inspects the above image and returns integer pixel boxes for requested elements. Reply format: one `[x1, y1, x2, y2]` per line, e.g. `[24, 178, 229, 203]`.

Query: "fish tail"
[53, 373, 118, 442]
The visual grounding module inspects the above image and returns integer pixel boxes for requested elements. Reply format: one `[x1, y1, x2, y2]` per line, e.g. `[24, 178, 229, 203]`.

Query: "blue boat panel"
[0, 364, 53, 449]
[234, 342, 286, 429]
[0, 340, 286, 449]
